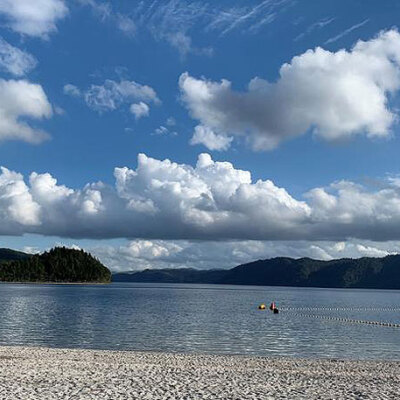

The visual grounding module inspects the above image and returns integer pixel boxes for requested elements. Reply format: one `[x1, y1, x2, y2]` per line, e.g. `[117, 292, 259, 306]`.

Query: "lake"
[0, 282, 399, 360]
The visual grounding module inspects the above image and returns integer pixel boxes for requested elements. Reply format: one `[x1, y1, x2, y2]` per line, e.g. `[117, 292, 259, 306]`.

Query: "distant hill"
[0, 248, 31, 263]
[113, 255, 400, 289]
[0, 247, 111, 283]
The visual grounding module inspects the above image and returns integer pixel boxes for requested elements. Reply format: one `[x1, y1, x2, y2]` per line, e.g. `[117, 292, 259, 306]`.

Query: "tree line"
[0, 247, 111, 283]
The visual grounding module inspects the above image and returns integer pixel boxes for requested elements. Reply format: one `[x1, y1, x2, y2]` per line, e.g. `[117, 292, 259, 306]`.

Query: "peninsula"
[0, 247, 111, 283]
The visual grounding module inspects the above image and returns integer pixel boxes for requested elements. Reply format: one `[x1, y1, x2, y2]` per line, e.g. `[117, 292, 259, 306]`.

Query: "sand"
[0, 346, 398, 399]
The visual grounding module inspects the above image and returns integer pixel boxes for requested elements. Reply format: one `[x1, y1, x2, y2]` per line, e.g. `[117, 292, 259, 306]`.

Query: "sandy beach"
[0, 346, 398, 399]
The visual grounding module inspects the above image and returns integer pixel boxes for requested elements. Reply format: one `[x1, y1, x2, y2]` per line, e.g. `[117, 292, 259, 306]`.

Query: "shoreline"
[3, 280, 400, 291]
[0, 281, 110, 285]
[0, 346, 398, 399]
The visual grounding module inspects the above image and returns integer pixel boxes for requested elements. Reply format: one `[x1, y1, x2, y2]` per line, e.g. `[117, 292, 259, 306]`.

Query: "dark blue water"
[0, 282, 399, 360]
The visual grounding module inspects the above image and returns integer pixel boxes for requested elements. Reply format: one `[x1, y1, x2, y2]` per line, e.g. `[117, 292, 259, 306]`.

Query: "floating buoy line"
[292, 312, 400, 328]
[258, 304, 400, 328]
[280, 307, 400, 312]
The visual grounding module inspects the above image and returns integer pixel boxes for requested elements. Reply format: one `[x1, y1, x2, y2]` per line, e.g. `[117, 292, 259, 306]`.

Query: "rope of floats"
[291, 312, 400, 328]
[280, 307, 400, 312]
[258, 304, 400, 327]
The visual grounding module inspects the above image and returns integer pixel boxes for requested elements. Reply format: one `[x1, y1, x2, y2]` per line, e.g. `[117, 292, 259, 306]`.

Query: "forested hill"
[0, 248, 30, 263]
[0, 247, 111, 283]
[113, 255, 400, 289]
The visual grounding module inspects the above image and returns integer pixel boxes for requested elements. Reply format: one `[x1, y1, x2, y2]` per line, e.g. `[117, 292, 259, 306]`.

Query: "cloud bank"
[92, 239, 400, 272]
[180, 30, 400, 150]
[2, 153, 400, 241]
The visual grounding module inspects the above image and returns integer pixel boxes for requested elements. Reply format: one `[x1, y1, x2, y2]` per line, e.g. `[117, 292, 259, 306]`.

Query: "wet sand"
[0, 346, 398, 399]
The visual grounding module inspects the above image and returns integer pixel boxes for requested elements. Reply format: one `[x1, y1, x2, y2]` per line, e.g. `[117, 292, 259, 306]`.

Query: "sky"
[2, 0, 400, 271]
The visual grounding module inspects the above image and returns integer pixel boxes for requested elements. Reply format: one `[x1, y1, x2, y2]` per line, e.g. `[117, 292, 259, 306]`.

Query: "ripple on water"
[0, 283, 399, 359]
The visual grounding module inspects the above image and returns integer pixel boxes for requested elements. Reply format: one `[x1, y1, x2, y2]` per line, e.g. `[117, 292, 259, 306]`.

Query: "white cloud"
[130, 102, 149, 120]
[91, 238, 400, 272]
[190, 125, 233, 151]
[0, 167, 41, 232]
[0, 0, 68, 38]
[180, 30, 400, 150]
[166, 117, 176, 126]
[325, 19, 370, 45]
[166, 31, 192, 57]
[66, 79, 159, 114]
[115, 14, 136, 36]
[121, 240, 181, 260]
[22, 246, 40, 254]
[166, 31, 213, 58]
[0, 79, 52, 143]
[85, 80, 157, 112]
[2, 153, 400, 242]
[152, 125, 177, 136]
[0, 37, 37, 76]
[53, 105, 65, 115]
[19, 236, 400, 272]
[294, 17, 335, 42]
[63, 84, 81, 97]
[153, 126, 168, 135]
[79, 0, 135, 36]
[355, 244, 393, 258]
[81, 0, 290, 57]
[0, 153, 305, 238]
[136, 0, 290, 37]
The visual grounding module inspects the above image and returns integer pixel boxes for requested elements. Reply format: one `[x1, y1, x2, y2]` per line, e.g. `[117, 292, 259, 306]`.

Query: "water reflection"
[0, 283, 398, 359]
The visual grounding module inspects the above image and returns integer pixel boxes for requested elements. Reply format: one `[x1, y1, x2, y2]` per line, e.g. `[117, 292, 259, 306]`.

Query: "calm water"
[0, 282, 399, 360]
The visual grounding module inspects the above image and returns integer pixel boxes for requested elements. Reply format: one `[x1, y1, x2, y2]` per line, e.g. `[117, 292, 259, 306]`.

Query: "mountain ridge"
[113, 254, 400, 289]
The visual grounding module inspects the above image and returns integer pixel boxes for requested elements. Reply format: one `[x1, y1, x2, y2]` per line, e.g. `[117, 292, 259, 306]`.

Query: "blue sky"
[2, 0, 400, 270]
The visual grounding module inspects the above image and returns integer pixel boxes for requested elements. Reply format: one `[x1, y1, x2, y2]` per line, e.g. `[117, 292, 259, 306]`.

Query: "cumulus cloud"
[0, 79, 53, 143]
[0, 167, 41, 232]
[180, 29, 400, 150]
[130, 102, 149, 120]
[65, 79, 159, 114]
[3, 153, 400, 242]
[305, 180, 400, 240]
[0, 37, 37, 76]
[0, 0, 68, 38]
[190, 125, 233, 151]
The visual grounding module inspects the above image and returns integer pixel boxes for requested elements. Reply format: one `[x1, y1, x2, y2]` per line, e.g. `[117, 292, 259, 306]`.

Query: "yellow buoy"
[258, 303, 266, 310]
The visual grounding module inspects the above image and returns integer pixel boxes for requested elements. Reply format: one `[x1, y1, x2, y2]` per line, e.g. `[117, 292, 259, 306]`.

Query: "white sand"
[0, 346, 398, 399]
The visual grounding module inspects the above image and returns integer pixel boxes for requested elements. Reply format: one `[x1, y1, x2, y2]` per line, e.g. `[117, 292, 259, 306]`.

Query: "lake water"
[0, 282, 399, 360]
